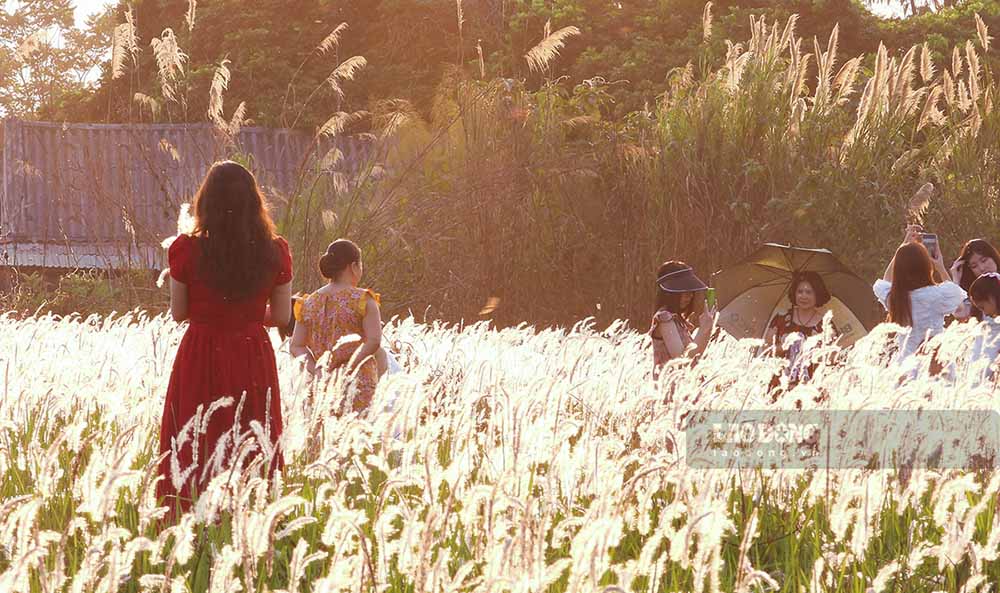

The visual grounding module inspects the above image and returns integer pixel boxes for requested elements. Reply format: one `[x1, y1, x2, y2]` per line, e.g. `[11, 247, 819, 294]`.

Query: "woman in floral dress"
[290, 239, 383, 413]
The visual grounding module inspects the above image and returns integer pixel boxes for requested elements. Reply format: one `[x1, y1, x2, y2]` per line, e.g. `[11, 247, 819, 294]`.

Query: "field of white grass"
[1, 312, 999, 592]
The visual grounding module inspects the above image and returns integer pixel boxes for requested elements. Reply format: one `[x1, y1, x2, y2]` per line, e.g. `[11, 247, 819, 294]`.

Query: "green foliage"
[34, 1, 1000, 126]
[269, 7, 999, 330]
[6, 1, 1000, 331]
[82, 0, 459, 129]
[0, 269, 167, 317]
[0, 0, 112, 118]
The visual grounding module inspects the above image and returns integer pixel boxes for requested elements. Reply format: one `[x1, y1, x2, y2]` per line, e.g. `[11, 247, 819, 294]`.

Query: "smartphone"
[920, 232, 939, 258]
[705, 288, 716, 309]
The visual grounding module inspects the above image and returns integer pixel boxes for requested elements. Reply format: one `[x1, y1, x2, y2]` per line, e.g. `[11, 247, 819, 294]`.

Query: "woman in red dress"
[158, 161, 293, 515]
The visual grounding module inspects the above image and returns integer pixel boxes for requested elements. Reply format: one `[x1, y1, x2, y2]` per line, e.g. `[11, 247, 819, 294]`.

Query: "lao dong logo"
[711, 421, 819, 445]
[687, 410, 1000, 470]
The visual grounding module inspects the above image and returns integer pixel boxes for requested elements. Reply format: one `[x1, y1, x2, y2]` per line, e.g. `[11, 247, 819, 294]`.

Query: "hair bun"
[319, 239, 362, 279]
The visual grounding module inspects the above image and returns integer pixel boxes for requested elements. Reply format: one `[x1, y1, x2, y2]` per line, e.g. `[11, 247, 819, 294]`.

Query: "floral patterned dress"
[767, 309, 825, 358]
[767, 308, 838, 389]
[295, 286, 381, 412]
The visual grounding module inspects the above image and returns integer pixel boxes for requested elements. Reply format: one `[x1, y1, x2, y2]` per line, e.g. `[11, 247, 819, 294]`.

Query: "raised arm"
[690, 305, 718, 356]
[928, 242, 951, 286]
[882, 257, 895, 282]
[885, 224, 925, 282]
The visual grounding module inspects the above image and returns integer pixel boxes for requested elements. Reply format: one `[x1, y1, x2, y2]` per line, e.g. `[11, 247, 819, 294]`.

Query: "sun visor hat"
[657, 267, 708, 293]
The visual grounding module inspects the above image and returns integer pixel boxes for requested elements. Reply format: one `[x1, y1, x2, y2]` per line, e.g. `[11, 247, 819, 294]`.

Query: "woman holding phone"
[649, 260, 717, 379]
[873, 224, 966, 366]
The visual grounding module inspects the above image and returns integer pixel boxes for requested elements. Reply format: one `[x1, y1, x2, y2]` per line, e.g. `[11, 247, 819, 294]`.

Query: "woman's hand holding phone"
[929, 237, 944, 264]
[926, 237, 951, 282]
[699, 305, 717, 330]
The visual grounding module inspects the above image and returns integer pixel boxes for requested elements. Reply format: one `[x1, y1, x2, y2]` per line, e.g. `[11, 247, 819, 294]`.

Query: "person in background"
[290, 239, 385, 413]
[950, 238, 1000, 321]
[873, 224, 967, 367]
[283, 292, 396, 376]
[158, 161, 293, 516]
[762, 271, 837, 389]
[763, 271, 834, 357]
[649, 260, 717, 379]
[966, 272, 1000, 385]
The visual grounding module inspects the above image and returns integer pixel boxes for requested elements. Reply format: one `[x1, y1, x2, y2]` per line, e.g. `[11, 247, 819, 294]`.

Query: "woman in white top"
[872, 224, 967, 362]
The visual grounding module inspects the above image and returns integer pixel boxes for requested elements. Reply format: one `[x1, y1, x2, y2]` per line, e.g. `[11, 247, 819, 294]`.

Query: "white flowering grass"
[0, 312, 998, 592]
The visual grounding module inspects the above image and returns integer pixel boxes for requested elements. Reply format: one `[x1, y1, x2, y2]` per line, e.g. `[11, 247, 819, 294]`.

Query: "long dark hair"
[788, 271, 831, 307]
[191, 161, 279, 301]
[654, 260, 700, 323]
[957, 239, 1000, 290]
[887, 242, 935, 326]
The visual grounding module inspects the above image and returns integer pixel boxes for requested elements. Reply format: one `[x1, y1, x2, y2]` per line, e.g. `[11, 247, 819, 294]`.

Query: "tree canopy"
[4, 0, 998, 127]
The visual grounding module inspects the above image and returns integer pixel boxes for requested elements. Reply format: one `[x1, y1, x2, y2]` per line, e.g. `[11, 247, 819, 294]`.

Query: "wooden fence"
[0, 119, 372, 269]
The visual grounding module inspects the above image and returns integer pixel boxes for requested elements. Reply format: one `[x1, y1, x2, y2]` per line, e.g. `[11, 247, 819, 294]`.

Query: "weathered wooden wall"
[0, 119, 371, 269]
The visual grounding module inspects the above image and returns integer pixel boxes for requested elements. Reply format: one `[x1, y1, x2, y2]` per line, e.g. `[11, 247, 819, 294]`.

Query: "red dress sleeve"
[274, 236, 293, 285]
[168, 234, 194, 284]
